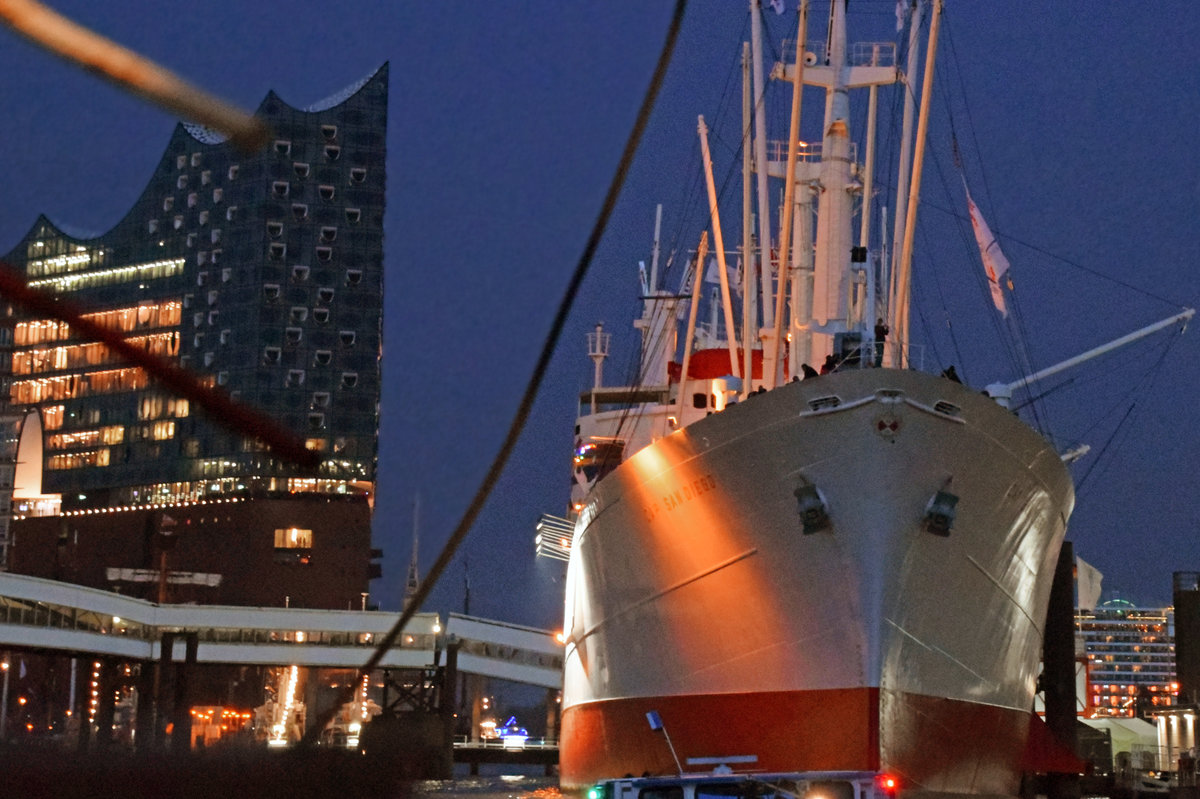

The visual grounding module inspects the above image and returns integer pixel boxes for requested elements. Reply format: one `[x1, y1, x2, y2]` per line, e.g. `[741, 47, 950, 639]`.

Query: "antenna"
[588, 323, 610, 388]
[646, 710, 683, 776]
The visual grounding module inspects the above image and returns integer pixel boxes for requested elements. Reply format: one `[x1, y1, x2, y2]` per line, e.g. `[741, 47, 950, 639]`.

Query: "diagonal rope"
[301, 0, 691, 744]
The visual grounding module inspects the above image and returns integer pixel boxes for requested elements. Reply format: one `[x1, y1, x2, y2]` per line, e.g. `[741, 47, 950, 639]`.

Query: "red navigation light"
[876, 774, 899, 796]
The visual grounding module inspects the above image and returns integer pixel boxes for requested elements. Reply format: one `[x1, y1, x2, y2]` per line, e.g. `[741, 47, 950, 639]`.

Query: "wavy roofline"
[3, 64, 387, 253]
[182, 63, 389, 147]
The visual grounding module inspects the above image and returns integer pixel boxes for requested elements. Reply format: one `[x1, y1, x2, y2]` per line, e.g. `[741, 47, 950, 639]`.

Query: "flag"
[704, 257, 736, 287]
[1076, 556, 1103, 611]
[769, 0, 785, 14]
[964, 186, 1011, 316]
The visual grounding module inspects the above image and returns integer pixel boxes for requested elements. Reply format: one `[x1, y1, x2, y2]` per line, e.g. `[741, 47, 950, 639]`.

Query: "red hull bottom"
[560, 688, 1030, 797]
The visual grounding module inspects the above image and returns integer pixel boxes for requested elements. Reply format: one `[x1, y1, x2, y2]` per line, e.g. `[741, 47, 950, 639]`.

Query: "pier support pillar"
[134, 660, 157, 754]
[1043, 540, 1080, 799]
[161, 631, 198, 753]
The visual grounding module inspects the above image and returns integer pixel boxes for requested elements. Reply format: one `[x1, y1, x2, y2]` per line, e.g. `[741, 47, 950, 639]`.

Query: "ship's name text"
[644, 473, 717, 522]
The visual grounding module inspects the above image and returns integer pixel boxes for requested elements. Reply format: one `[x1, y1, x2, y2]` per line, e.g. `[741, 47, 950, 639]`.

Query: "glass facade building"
[0, 66, 388, 511]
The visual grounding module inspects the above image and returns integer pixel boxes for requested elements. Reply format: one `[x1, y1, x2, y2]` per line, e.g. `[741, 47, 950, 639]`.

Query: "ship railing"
[829, 341, 925, 373]
[1112, 744, 1171, 779]
[765, 139, 834, 164]
[452, 735, 558, 750]
[781, 40, 897, 68]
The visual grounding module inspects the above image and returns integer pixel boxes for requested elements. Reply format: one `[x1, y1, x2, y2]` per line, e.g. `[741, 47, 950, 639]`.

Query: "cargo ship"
[556, 2, 1189, 798]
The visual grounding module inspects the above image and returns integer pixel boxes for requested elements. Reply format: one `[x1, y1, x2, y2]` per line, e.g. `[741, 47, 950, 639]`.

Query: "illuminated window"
[47, 448, 110, 470]
[190, 153, 202, 167]
[138, 395, 189, 420]
[274, 527, 312, 549]
[42, 405, 64, 430]
[212, 187, 223, 203]
[201, 169, 211, 185]
[227, 165, 239, 180]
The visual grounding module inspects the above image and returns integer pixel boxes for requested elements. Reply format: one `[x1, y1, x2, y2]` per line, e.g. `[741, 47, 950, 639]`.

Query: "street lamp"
[0, 659, 9, 742]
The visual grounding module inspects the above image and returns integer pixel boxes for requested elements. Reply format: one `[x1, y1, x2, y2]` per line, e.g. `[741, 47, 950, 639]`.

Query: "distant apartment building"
[1, 65, 388, 609]
[1078, 600, 1176, 718]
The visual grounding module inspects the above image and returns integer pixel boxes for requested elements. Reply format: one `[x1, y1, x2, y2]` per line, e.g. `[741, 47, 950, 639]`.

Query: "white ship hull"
[561, 369, 1075, 796]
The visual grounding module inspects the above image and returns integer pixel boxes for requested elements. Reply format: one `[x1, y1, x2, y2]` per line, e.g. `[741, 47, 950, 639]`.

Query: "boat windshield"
[574, 440, 624, 484]
[694, 779, 854, 799]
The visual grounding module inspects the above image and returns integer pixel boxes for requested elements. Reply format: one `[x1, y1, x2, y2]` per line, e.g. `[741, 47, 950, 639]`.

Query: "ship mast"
[633, 204, 679, 387]
[770, 0, 809, 388]
[893, 0, 943, 366]
[780, 0, 898, 372]
[887, 0, 925, 367]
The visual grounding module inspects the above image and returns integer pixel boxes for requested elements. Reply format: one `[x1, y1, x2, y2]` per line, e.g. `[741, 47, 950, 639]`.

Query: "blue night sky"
[0, 1, 1198, 626]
